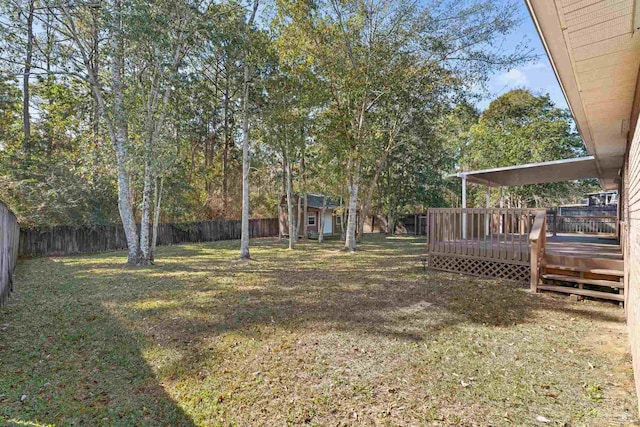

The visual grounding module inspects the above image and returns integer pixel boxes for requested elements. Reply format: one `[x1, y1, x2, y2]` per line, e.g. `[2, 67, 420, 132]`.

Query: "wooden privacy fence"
[555, 206, 617, 217]
[1, 201, 20, 305]
[20, 218, 279, 257]
[426, 208, 544, 283]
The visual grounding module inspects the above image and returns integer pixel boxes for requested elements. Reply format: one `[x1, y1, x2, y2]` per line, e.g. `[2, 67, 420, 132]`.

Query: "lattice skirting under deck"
[427, 254, 530, 283]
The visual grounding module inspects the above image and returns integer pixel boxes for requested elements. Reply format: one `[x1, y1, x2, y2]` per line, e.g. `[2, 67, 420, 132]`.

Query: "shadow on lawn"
[68, 237, 625, 365]
[0, 260, 196, 426]
[83, 237, 624, 333]
[3, 235, 624, 424]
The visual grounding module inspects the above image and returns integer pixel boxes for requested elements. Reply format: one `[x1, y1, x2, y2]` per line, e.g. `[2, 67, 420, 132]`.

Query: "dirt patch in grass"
[0, 235, 637, 426]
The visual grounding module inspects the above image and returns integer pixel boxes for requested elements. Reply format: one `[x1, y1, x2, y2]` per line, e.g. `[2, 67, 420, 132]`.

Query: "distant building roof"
[280, 194, 339, 209]
[585, 191, 617, 196]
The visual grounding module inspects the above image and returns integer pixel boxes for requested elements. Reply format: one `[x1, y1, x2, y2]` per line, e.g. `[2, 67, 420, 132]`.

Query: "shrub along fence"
[19, 218, 279, 257]
[1, 200, 20, 305]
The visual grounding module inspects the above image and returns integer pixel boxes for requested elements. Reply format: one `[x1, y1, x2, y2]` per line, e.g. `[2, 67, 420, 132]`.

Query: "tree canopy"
[459, 89, 598, 207]
[0, 0, 592, 260]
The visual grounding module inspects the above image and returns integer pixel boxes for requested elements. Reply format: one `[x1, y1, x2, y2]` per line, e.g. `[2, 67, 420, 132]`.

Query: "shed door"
[323, 211, 333, 234]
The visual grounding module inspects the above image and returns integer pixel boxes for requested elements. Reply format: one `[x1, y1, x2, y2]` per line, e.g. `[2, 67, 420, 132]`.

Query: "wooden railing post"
[530, 240, 539, 292]
[529, 211, 546, 293]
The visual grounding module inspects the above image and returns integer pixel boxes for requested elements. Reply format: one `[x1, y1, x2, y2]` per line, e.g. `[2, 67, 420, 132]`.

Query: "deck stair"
[538, 247, 625, 304]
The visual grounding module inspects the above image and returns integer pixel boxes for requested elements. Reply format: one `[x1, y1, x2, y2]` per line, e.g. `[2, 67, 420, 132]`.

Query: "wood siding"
[278, 205, 337, 237]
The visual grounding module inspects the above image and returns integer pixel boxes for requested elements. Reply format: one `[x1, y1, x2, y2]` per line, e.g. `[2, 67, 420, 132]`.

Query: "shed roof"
[452, 156, 616, 187]
[280, 194, 339, 209]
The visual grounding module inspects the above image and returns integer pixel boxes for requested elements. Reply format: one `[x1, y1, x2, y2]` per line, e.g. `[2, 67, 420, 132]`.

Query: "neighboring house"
[279, 194, 340, 237]
[583, 191, 618, 207]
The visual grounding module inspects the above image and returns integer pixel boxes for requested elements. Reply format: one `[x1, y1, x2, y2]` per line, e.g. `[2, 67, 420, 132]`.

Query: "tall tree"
[275, 0, 528, 251]
[461, 89, 594, 207]
[22, 0, 34, 151]
[240, 0, 259, 260]
[55, 0, 140, 264]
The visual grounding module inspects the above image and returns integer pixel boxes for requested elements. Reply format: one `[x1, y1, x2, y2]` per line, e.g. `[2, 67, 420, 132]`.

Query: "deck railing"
[426, 208, 543, 264]
[529, 211, 547, 293]
[425, 208, 546, 283]
[546, 214, 617, 236]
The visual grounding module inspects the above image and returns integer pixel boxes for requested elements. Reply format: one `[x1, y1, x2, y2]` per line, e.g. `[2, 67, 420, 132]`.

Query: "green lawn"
[0, 235, 637, 426]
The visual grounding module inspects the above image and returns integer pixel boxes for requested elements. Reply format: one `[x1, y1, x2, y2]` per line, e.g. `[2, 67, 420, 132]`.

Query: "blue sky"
[476, 2, 568, 111]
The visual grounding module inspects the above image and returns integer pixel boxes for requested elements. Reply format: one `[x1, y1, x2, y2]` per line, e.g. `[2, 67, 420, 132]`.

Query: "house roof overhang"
[453, 156, 616, 187]
[524, 0, 640, 190]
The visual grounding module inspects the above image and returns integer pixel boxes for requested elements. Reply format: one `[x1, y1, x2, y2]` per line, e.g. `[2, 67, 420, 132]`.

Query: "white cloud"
[498, 68, 528, 86]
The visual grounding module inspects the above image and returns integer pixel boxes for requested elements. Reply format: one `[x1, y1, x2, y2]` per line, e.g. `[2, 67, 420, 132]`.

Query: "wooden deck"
[425, 209, 623, 298]
[426, 209, 541, 281]
[432, 234, 621, 262]
[433, 234, 530, 263]
[545, 234, 622, 260]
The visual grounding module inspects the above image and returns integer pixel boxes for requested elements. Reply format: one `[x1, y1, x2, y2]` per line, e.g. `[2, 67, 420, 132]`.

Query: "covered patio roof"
[452, 156, 616, 187]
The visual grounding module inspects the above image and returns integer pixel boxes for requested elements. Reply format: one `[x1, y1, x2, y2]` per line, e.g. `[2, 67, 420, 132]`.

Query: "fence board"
[1, 200, 20, 305]
[548, 215, 617, 235]
[556, 206, 616, 217]
[19, 218, 279, 257]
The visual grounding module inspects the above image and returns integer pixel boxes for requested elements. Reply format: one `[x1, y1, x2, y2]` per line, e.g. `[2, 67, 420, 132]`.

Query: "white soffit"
[452, 156, 613, 187]
[525, 0, 640, 179]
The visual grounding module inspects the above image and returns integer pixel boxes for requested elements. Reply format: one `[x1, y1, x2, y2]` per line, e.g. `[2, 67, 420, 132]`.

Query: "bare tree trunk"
[345, 163, 359, 252]
[281, 158, 286, 196]
[303, 194, 308, 238]
[303, 194, 308, 237]
[60, 0, 139, 264]
[138, 53, 178, 264]
[43, 7, 55, 157]
[22, 0, 34, 151]
[300, 139, 307, 239]
[357, 206, 366, 240]
[111, 1, 139, 264]
[151, 176, 164, 262]
[91, 5, 99, 155]
[139, 159, 153, 264]
[339, 197, 346, 240]
[114, 142, 138, 264]
[285, 158, 295, 249]
[296, 193, 302, 239]
[357, 148, 389, 240]
[222, 71, 230, 217]
[239, 0, 259, 260]
[240, 60, 251, 260]
[318, 195, 327, 243]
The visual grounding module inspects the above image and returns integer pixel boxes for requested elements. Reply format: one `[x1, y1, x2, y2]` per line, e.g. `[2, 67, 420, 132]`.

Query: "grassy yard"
[0, 235, 637, 426]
